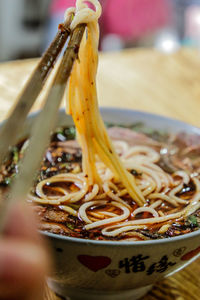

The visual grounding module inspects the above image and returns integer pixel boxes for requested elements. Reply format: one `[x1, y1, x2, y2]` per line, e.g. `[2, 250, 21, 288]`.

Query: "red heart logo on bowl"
[77, 255, 111, 272]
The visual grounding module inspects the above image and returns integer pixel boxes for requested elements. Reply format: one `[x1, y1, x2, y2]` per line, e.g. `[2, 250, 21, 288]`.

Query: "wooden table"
[0, 48, 200, 299]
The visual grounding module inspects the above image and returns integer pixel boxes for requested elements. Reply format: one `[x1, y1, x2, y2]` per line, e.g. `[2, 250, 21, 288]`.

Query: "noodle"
[83, 201, 130, 230]
[132, 207, 159, 218]
[66, 0, 145, 206]
[35, 174, 88, 204]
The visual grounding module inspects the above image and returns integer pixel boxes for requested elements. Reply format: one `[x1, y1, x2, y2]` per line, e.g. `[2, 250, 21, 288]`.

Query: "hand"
[0, 203, 49, 300]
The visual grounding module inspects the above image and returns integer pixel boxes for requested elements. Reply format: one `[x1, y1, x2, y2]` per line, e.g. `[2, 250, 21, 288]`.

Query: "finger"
[4, 202, 41, 243]
[0, 239, 49, 299]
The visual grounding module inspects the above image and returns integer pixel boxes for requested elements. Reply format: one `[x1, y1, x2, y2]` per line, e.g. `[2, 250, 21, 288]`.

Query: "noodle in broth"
[1, 0, 200, 241]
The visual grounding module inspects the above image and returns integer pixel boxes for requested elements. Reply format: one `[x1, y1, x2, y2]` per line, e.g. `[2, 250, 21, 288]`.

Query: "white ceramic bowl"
[19, 108, 200, 300]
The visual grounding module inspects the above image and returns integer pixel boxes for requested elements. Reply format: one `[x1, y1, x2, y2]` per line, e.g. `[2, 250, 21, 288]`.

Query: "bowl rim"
[42, 227, 200, 246]
[10, 107, 200, 246]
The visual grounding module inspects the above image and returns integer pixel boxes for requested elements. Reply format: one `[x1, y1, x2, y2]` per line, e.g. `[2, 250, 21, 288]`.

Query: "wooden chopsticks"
[9, 23, 86, 201]
[0, 14, 72, 168]
[0, 19, 86, 234]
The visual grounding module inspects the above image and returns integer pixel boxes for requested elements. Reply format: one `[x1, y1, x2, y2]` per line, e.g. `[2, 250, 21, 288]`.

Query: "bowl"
[17, 108, 200, 300]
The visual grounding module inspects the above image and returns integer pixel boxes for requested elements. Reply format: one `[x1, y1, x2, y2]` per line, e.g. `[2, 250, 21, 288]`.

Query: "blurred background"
[0, 0, 200, 61]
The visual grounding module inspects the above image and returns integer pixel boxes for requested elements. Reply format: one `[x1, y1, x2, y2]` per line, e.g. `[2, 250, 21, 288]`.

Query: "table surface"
[0, 48, 200, 300]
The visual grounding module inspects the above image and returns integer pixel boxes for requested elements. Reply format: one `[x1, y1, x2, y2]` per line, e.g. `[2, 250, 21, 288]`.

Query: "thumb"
[0, 203, 50, 300]
[4, 202, 42, 242]
[0, 240, 48, 300]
